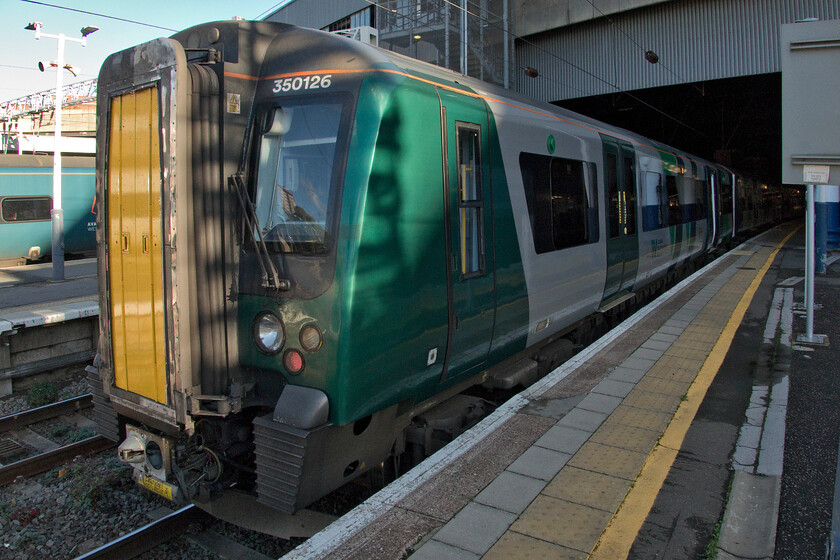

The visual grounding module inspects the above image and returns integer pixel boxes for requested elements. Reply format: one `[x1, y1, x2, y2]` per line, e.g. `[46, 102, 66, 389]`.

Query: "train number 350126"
[273, 74, 333, 93]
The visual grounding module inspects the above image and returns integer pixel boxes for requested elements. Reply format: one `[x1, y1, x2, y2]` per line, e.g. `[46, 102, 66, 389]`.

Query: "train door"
[106, 86, 168, 404]
[437, 88, 495, 381]
[601, 136, 639, 307]
[708, 167, 720, 248]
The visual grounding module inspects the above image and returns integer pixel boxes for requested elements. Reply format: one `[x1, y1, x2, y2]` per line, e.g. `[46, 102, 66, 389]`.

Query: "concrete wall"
[515, 0, 670, 37]
[516, 0, 840, 102]
[264, 0, 370, 29]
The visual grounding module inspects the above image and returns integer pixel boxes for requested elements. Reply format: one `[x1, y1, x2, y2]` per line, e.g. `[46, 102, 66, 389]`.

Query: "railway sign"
[781, 19, 840, 186]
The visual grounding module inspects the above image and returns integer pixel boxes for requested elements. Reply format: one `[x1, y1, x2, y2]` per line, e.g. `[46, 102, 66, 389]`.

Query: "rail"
[0, 393, 92, 433]
[0, 434, 114, 485]
[73, 505, 212, 560]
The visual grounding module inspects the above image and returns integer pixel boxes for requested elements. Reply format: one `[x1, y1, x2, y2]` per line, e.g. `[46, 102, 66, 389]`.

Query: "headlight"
[253, 312, 284, 355]
[300, 323, 323, 353]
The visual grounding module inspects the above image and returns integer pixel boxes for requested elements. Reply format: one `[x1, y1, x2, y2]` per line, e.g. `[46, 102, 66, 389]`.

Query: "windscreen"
[254, 100, 345, 253]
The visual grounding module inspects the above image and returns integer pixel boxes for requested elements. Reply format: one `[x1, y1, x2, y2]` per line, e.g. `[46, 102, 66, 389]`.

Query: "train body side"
[0, 154, 95, 262]
[90, 20, 789, 517]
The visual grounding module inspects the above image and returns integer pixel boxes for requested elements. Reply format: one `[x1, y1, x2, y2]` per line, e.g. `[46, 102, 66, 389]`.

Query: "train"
[0, 154, 96, 265]
[87, 21, 799, 516]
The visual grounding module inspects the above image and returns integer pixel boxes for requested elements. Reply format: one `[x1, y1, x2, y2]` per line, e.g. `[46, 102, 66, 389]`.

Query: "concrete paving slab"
[542, 466, 629, 513]
[621, 388, 682, 415]
[732, 444, 757, 470]
[608, 405, 672, 433]
[590, 422, 661, 455]
[567, 441, 648, 481]
[630, 347, 665, 362]
[658, 324, 685, 336]
[717, 470, 781, 560]
[641, 338, 672, 352]
[474, 471, 546, 514]
[592, 378, 635, 398]
[507, 446, 571, 481]
[433, 503, 517, 555]
[556, 407, 608, 433]
[511, 495, 611, 553]
[649, 332, 679, 344]
[621, 356, 657, 371]
[409, 539, 480, 560]
[577, 392, 622, 415]
[607, 365, 647, 384]
[737, 423, 762, 449]
[634, 376, 690, 398]
[483, 531, 587, 560]
[534, 424, 591, 454]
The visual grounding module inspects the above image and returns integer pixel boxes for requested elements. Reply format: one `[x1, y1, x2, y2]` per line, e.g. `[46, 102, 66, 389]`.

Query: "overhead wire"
[18, 0, 284, 32]
[19, 0, 179, 32]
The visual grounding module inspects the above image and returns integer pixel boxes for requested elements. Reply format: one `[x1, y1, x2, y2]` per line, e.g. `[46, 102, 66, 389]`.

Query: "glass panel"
[254, 101, 344, 252]
[643, 171, 664, 231]
[1, 196, 52, 222]
[550, 157, 588, 249]
[666, 175, 682, 225]
[458, 128, 480, 202]
[622, 155, 636, 235]
[606, 152, 619, 238]
[457, 125, 483, 275]
[519, 153, 599, 253]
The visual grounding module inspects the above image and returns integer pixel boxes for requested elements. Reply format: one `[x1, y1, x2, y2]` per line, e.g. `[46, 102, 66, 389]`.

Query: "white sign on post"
[803, 165, 831, 184]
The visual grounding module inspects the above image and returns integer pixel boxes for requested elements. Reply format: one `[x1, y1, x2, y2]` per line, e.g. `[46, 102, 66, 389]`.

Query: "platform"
[0, 258, 98, 394]
[281, 221, 840, 560]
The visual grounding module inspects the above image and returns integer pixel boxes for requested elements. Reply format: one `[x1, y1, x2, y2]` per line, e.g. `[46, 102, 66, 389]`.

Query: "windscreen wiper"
[229, 172, 290, 291]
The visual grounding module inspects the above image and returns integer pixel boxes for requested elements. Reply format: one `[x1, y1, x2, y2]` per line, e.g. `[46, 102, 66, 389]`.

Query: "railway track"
[74, 505, 212, 560]
[0, 393, 116, 485]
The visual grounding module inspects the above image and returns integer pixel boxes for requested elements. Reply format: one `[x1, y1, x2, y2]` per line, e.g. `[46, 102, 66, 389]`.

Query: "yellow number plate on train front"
[137, 473, 174, 501]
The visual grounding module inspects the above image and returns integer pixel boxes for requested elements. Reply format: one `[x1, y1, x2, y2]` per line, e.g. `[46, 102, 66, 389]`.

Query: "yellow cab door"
[107, 86, 168, 404]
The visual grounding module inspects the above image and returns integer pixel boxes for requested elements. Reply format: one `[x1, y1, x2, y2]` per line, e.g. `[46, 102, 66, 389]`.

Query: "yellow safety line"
[589, 225, 801, 559]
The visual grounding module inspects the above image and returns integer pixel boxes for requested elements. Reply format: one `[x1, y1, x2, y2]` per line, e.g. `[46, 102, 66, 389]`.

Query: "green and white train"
[89, 21, 788, 515]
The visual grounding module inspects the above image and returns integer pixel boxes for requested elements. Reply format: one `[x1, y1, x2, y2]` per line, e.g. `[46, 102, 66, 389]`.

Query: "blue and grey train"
[87, 21, 797, 516]
[0, 154, 96, 264]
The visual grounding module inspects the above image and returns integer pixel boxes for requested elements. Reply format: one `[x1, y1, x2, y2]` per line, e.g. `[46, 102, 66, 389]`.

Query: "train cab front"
[88, 21, 407, 513]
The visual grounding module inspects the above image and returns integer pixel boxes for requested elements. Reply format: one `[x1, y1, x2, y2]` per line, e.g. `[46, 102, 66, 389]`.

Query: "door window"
[622, 155, 637, 235]
[456, 124, 484, 277]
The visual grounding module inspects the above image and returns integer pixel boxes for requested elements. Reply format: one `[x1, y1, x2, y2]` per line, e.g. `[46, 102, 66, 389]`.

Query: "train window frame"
[642, 171, 667, 231]
[0, 196, 52, 223]
[666, 175, 682, 226]
[519, 152, 599, 254]
[455, 122, 485, 278]
[250, 92, 352, 255]
[622, 154, 637, 236]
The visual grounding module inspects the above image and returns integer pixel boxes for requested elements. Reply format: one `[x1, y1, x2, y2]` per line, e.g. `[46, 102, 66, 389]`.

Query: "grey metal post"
[806, 184, 815, 340]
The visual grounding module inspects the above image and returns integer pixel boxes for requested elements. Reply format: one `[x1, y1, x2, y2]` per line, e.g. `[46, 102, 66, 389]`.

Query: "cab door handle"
[121, 233, 130, 253]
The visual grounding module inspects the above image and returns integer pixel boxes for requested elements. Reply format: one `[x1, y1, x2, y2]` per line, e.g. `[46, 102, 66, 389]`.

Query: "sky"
[1, 0, 290, 102]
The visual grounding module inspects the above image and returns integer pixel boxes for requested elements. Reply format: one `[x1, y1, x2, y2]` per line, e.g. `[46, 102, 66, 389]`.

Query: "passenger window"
[622, 155, 636, 235]
[644, 172, 665, 231]
[666, 175, 682, 225]
[519, 152, 598, 253]
[606, 153, 619, 238]
[456, 124, 484, 277]
[1, 196, 52, 223]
